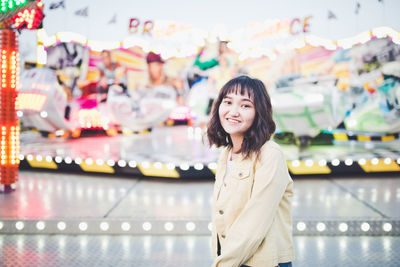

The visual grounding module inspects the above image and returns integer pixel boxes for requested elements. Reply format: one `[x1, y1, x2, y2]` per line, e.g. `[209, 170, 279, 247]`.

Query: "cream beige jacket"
[211, 140, 295, 267]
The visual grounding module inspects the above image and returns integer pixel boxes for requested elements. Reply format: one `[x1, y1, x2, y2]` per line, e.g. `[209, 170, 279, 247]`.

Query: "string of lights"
[35, 26, 400, 62]
[0, 219, 398, 235]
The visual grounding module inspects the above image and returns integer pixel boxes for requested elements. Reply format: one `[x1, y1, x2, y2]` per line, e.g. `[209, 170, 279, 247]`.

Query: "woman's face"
[218, 91, 256, 139]
[148, 62, 163, 80]
[102, 52, 112, 66]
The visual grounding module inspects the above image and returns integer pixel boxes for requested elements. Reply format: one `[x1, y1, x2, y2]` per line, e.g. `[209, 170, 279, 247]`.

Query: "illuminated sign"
[0, 0, 44, 30]
[0, 0, 28, 13]
[13, 6, 43, 29]
[128, 18, 154, 35]
[290, 16, 312, 35]
[249, 16, 313, 41]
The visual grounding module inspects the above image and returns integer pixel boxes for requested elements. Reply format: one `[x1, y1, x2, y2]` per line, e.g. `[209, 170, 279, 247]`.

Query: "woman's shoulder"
[260, 140, 284, 156]
[255, 140, 285, 165]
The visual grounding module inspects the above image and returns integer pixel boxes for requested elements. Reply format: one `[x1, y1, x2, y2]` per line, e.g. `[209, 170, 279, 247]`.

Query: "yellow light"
[15, 93, 47, 111]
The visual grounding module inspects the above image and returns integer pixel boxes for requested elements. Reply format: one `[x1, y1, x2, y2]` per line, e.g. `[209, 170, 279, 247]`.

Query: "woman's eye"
[242, 104, 251, 108]
[223, 100, 231, 105]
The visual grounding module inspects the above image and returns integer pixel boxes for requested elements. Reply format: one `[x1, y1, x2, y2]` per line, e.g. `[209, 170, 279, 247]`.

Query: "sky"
[40, 0, 400, 40]
[19, 0, 400, 61]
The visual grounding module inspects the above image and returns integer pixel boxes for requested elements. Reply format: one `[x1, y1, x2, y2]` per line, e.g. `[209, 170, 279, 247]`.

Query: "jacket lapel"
[214, 147, 229, 201]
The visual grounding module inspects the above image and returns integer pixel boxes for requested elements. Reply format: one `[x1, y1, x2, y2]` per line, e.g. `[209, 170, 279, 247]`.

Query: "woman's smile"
[226, 117, 241, 124]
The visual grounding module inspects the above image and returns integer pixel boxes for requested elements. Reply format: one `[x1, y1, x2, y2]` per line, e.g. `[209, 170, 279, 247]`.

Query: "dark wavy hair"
[207, 75, 276, 158]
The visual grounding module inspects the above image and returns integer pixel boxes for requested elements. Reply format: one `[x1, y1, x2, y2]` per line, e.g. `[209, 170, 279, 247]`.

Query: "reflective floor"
[1, 235, 399, 267]
[2, 171, 400, 221]
[20, 126, 218, 166]
[1, 171, 400, 265]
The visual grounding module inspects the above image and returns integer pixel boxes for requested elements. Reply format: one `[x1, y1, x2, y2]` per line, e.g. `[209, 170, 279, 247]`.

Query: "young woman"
[207, 76, 295, 267]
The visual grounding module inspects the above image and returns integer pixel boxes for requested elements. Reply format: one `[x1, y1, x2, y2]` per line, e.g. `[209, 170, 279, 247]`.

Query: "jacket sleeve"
[212, 147, 290, 267]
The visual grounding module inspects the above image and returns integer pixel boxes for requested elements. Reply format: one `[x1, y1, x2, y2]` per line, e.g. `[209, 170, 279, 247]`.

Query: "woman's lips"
[226, 117, 241, 123]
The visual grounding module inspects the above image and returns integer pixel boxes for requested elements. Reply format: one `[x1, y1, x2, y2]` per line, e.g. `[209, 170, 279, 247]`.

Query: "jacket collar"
[218, 147, 256, 172]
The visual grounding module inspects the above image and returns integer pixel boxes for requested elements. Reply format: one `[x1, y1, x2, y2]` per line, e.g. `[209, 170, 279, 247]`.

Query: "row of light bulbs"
[0, 220, 394, 233]
[0, 221, 204, 233]
[17, 110, 47, 118]
[290, 157, 400, 167]
[296, 221, 394, 233]
[19, 154, 218, 171]
[20, 153, 400, 170]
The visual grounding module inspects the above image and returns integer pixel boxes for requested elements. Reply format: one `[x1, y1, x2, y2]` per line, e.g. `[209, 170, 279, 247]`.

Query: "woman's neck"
[230, 134, 243, 160]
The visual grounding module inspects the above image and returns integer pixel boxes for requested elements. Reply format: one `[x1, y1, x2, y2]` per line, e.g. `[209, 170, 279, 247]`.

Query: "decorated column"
[0, 28, 19, 192]
[0, 0, 43, 192]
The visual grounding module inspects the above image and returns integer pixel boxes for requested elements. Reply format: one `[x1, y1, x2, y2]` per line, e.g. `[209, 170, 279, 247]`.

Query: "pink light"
[78, 108, 103, 129]
[31, 82, 50, 91]
[169, 106, 191, 121]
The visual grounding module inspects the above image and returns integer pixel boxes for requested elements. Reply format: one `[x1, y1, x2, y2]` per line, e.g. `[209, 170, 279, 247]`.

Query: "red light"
[0, 29, 19, 187]
[12, 6, 44, 30]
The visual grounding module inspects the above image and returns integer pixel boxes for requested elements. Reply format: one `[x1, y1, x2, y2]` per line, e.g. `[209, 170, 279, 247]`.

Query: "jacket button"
[238, 172, 242, 177]
[219, 210, 224, 215]
[221, 234, 226, 239]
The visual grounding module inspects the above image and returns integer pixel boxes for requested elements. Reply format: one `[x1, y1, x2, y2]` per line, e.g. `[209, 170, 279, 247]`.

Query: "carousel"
[12, 4, 400, 180]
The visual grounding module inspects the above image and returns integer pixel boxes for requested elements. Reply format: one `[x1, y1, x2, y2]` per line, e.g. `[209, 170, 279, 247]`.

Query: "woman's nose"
[229, 105, 240, 116]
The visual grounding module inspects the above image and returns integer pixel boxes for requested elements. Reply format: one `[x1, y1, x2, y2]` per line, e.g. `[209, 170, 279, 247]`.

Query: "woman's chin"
[224, 129, 244, 137]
